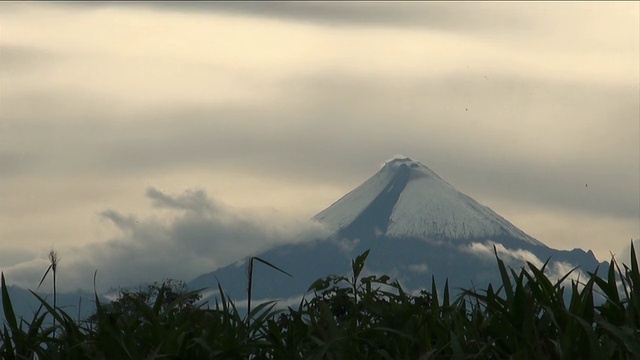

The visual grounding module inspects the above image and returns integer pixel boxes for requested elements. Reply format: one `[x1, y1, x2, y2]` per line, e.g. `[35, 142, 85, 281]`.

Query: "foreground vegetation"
[1, 246, 639, 359]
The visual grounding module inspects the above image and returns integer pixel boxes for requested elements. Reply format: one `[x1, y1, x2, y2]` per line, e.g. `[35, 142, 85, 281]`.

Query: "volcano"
[189, 157, 602, 303]
[314, 158, 544, 246]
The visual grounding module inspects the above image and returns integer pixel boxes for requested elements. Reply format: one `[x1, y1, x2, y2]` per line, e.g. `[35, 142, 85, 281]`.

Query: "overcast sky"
[1, 2, 638, 292]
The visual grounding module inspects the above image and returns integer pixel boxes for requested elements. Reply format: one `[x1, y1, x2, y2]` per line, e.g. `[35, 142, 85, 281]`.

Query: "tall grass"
[37, 250, 60, 330]
[1, 244, 638, 359]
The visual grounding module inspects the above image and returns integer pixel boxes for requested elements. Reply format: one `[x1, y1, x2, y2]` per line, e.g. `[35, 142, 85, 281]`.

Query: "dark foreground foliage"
[1, 246, 639, 359]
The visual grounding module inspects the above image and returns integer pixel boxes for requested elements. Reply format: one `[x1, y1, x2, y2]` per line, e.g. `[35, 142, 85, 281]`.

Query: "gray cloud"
[80, 79, 640, 210]
[3, 69, 638, 222]
[50, 2, 530, 34]
[0, 45, 57, 71]
[0, 152, 37, 177]
[4, 187, 326, 293]
[100, 210, 138, 232]
[0, 248, 37, 268]
[146, 187, 216, 214]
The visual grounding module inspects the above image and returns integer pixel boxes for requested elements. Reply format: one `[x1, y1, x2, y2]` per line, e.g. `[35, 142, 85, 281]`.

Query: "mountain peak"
[383, 156, 425, 170]
[382, 157, 444, 181]
[314, 158, 545, 247]
[385, 156, 417, 165]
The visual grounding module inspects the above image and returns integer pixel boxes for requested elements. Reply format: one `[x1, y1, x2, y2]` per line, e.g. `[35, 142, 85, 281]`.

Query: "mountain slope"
[189, 158, 603, 304]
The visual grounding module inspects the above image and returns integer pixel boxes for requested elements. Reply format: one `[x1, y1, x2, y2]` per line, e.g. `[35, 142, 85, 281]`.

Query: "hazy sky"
[1, 2, 638, 292]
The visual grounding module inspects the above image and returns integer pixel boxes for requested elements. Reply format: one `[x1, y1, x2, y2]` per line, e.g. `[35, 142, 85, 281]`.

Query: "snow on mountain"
[313, 158, 401, 232]
[315, 157, 545, 246]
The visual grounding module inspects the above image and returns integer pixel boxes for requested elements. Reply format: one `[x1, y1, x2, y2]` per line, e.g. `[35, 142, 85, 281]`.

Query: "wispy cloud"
[2, 188, 325, 293]
[146, 187, 216, 213]
[328, 237, 360, 254]
[461, 241, 586, 284]
[408, 263, 430, 274]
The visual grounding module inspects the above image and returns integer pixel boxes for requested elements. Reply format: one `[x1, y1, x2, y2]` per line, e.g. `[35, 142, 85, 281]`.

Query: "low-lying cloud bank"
[2, 187, 328, 293]
[461, 241, 587, 285]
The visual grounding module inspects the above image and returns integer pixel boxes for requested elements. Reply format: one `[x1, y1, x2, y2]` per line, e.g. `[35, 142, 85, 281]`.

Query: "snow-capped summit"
[314, 157, 544, 246]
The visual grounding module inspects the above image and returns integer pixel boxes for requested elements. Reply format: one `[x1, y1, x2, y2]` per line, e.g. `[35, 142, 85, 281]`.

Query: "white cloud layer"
[462, 241, 587, 285]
